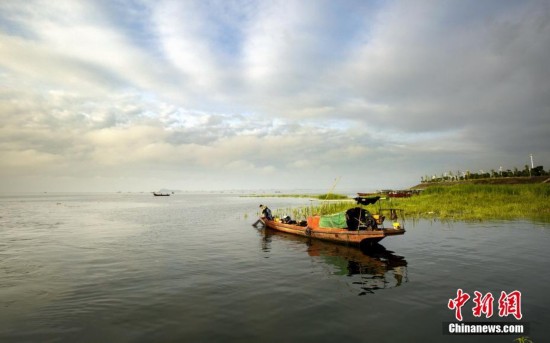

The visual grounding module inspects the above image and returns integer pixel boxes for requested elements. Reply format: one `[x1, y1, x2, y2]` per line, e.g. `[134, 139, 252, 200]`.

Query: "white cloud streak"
[0, 0, 548, 192]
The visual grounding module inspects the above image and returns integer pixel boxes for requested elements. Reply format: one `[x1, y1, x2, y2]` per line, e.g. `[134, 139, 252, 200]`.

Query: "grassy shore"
[271, 184, 550, 222]
[393, 184, 550, 221]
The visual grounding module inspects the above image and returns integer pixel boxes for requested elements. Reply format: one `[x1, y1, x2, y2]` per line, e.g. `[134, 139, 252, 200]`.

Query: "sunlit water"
[1, 193, 549, 342]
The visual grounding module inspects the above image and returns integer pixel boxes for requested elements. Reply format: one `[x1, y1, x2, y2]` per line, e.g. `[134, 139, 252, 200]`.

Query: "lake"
[1, 193, 548, 342]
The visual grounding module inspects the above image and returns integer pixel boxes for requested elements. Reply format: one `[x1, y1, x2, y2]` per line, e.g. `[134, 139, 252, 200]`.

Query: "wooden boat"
[256, 196, 405, 247]
[387, 190, 413, 198]
[261, 218, 384, 246]
[153, 192, 170, 196]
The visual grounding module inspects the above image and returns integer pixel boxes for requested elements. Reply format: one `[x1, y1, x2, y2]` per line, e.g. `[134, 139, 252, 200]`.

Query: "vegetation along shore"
[253, 178, 550, 222]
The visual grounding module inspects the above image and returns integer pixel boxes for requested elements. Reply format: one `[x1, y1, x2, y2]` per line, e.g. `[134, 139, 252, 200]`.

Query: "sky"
[1, 0, 549, 193]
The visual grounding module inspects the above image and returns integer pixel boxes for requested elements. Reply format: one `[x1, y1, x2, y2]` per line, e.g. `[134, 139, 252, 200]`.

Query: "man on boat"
[259, 204, 273, 220]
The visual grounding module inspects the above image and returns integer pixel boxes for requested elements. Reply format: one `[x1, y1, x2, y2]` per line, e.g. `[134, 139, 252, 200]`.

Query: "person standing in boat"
[259, 204, 273, 220]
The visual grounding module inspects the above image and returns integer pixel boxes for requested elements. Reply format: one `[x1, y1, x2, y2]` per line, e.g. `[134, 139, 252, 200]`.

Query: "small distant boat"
[386, 190, 414, 198]
[256, 196, 405, 247]
[153, 192, 170, 196]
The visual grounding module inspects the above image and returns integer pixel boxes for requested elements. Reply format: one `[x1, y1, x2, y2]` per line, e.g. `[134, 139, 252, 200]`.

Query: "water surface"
[1, 193, 548, 342]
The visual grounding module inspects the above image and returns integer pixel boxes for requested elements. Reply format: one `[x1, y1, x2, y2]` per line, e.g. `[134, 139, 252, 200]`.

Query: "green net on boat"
[319, 212, 347, 229]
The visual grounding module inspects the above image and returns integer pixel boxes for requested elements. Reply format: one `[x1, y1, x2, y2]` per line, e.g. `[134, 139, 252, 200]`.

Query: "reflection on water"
[258, 228, 408, 295]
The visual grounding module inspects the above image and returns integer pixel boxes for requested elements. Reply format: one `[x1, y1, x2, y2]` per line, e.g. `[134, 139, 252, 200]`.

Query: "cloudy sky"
[1, 0, 549, 192]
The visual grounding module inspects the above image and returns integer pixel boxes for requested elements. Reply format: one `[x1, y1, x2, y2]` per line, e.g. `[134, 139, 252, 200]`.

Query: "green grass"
[273, 200, 353, 220]
[270, 184, 550, 222]
[244, 193, 349, 200]
[389, 184, 550, 222]
[315, 193, 349, 200]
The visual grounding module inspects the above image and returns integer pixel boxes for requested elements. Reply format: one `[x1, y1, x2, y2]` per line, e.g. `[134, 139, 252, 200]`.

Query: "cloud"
[0, 0, 548, 192]
[343, 1, 550, 133]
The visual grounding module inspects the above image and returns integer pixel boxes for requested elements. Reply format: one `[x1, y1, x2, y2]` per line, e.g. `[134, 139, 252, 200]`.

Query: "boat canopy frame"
[353, 196, 406, 230]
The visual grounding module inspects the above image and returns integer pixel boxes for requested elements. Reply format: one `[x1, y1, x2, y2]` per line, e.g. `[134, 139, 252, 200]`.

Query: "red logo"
[498, 290, 522, 320]
[448, 289, 522, 321]
[448, 288, 470, 321]
[472, 291, 494, 318]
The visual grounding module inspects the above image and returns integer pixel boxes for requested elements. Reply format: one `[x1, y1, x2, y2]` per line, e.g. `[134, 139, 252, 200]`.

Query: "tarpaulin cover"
[319, 212, 347, 229]
[307, 216, 320, 228]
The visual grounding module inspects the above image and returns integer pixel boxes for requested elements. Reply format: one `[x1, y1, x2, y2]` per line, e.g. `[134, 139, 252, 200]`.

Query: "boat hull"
[262, 219, 385, 246]
[382, 227, 406, 236]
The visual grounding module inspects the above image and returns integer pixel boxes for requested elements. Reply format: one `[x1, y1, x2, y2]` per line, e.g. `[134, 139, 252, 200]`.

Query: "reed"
[273, 200, 353, 220]
[243, 193, 349, 199]
[271, 184, 550, 222]
[316, 193, 349, 200]
[390, 184, 550, 221]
